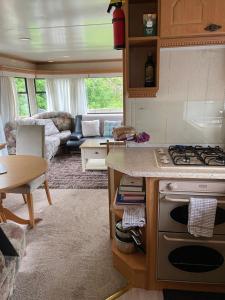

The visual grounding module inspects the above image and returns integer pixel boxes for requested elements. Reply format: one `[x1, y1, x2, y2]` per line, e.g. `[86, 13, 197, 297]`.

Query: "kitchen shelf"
[112, 240, 147, 288]
[129, 36, 159, 46]
[111, 206, 123, 219]
[128, 87, 159, 98]
[125, 0, 160, 98]
[112, 240, 146, 271]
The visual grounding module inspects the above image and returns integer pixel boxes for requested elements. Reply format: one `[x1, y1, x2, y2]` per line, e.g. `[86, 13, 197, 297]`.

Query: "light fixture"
[63, 55, 70, 58]
[48, 60, 54, 63]
[20, 37, 30, 41]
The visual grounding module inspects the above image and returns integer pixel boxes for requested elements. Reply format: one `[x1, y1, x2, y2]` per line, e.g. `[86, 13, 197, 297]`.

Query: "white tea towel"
[188, 197, 217, 237]
[122, 206, 146, 229]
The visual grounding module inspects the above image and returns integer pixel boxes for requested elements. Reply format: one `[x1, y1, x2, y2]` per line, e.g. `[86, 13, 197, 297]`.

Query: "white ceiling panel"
[0, 0, 122, 62]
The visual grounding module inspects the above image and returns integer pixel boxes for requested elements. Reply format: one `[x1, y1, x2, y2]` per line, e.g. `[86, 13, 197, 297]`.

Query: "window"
[85, 77, 123, 113]
[15, 78, 30, 117]
[35, 79, 47, 112]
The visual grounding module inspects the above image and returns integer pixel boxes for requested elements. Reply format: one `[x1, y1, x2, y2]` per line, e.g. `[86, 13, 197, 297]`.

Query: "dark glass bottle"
[144, 52, 155, 87]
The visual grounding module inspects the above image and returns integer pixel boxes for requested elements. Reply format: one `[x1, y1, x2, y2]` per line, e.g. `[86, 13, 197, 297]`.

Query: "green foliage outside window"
[35, 79, 47, 110]
[15, 77, 123, 116]
[15, 78, 30, 117]
[85, 77, 123, 111]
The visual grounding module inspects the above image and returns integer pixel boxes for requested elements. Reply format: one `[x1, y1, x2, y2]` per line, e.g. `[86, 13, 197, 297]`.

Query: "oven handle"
[163, 234, 225, 245]
[163, 196, 225, 204]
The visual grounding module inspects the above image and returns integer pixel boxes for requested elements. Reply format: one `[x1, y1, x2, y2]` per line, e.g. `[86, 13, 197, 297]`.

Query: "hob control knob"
[167, 182, 177, 191]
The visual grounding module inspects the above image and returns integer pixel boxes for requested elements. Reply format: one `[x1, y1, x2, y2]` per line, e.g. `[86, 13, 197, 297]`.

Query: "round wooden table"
[0, 155, 48, 226]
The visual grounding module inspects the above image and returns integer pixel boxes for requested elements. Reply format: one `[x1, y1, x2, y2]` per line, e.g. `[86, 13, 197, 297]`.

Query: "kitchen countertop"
[106, 147, 225, 179]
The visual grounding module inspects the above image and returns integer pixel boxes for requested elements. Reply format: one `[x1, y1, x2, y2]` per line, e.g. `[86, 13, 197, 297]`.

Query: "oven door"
[159, 194, 225, 234]
[157, 232, 225, 283]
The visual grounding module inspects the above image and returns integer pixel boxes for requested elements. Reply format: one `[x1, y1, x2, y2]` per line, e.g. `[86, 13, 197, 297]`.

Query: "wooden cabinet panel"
[160, 0, 225, 38]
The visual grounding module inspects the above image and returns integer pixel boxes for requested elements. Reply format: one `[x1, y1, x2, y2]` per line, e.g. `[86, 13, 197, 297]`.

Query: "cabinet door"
[160, 0, 225, 38]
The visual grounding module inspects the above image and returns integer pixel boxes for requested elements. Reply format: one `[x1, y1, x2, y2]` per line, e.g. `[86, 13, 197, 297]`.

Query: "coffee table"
[80, 139, 113, 172]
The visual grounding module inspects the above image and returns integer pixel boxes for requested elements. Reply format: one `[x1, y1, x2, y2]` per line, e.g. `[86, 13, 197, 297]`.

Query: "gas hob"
[154, 145, 225, 168]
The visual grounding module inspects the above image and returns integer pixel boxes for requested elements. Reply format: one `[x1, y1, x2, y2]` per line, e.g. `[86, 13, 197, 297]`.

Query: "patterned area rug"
[46, 153, 108, 189]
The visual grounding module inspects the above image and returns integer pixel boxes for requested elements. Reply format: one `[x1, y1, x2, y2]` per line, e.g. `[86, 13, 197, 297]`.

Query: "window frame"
[85, 75, 123, 115]
[34, 78, 47, 111]
[15, 77, 31, 117]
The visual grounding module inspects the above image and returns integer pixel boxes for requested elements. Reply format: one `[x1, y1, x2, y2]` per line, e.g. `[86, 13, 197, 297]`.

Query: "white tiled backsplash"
[126, 47, 225, 145]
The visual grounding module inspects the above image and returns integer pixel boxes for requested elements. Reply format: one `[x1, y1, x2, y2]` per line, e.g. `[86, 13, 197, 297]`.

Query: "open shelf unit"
[112, 240, 147, 288]
[109, 171, 148, 288]
[125, 0, 160, 98]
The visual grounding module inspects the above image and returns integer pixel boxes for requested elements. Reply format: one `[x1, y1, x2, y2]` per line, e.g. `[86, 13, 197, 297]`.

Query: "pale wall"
[126, 47, 225, 145]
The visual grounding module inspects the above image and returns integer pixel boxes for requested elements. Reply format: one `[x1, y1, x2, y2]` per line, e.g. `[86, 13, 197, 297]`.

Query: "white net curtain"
[46, 78, 88, 115]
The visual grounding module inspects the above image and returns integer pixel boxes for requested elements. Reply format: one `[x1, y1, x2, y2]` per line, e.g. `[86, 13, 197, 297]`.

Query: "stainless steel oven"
[157, 180, 225, 283]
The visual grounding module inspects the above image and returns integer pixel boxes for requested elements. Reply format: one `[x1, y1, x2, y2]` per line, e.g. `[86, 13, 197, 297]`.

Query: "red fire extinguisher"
[107, 1, 125, 50]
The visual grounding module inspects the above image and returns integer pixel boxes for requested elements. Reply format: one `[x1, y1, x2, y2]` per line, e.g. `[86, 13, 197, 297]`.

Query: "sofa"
[66, 113, 123, 150]
[4, 112, 74, 160]
[0, 223, 26, 300]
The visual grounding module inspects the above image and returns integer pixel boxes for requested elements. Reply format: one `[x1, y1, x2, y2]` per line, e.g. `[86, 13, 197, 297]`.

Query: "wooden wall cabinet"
[160, 0, 225, 38]
[124, 0, 225, 98]
[125, 0, 160, 98]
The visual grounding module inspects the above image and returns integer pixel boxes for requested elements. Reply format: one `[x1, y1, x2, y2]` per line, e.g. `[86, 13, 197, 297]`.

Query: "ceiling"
[0, 0, 122, 62]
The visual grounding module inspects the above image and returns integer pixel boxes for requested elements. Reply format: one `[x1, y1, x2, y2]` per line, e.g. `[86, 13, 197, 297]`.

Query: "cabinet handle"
[204, 24, 222, 32]
[95, 151, 99, 154]
[163, 235, 225, 245]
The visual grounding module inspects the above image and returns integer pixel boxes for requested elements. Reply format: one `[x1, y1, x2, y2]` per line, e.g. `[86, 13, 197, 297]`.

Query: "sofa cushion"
[52, 117, 73, 131]
[70, 132, 82, 141]
[0, 251, 5, 274]
[16, 118, 36, 126]
[103, 120, 122, 137]
[82, 120, 100, 137]
[45, 135, 60, 160]
[82, 114, 123, 136]
[54, 130, 71, 144]
[36, 119, 59, 136]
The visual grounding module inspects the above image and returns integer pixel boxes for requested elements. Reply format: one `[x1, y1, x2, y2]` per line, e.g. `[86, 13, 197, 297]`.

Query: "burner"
[216, 155, 225, 164]
[182, 155, 190, 163]
[168, 145, 225, 167]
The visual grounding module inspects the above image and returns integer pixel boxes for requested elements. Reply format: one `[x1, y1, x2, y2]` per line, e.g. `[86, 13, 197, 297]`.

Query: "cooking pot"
[115, 220, 144, 252]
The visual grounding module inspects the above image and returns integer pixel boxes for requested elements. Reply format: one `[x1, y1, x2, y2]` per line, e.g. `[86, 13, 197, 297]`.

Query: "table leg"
[0, 194, 7, 223]
[0, 193, 41, 227]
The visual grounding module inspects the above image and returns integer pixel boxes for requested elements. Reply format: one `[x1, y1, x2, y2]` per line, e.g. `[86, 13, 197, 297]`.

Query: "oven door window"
[169, 245, 224, 273]
[170, 205, 225, 226]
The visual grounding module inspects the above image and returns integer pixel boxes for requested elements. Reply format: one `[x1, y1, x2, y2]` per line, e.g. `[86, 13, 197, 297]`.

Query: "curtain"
[46, 78, 87, 115]
[0, 115, 8, 156]
[70, 78, 88, 115]
[0, 77, 17, 125]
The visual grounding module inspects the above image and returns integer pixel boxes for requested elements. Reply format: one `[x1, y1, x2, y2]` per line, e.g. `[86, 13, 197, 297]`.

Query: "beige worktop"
[106, 147, 225, 179]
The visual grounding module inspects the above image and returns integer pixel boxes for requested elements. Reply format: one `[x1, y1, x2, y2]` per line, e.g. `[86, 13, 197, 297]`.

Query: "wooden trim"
[36, 59, 122, 65]
[160, 36, 225, 48]
[146, 178, 159, 290]
[122, 49, 126, 125]
[0, 52, 122, 65]
[0, 53, 35, 64]
[0, 65, 36, 74]
[35, 68, 123, 75]
[0, 65, 122, 76]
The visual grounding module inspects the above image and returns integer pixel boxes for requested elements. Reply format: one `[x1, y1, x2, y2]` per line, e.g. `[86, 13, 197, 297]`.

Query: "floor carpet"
[47, 154, 108, 189]
[4, 189, 126, 300]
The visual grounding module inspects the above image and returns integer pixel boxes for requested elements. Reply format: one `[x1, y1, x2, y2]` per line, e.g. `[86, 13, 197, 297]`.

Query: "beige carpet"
[3, 189, 126, 300]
